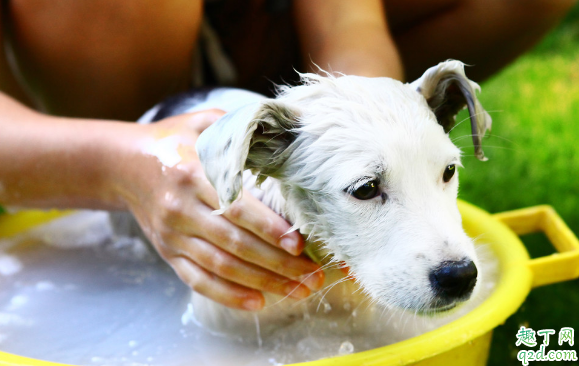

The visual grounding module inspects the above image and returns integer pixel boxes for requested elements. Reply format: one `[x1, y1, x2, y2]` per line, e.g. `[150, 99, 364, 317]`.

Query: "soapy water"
[0, 211, 499, 366]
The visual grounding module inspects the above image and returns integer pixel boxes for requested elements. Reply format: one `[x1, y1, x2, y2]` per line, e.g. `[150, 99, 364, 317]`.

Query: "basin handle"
[493, 205, 579, 288]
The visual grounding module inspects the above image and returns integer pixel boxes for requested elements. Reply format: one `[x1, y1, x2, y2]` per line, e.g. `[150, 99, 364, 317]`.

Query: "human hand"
[115, 110, 324, 310]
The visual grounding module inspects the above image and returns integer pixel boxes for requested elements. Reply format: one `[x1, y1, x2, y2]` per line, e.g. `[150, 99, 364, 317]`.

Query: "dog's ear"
[196, 101, 299, 213]
[411, 60, 492, 161]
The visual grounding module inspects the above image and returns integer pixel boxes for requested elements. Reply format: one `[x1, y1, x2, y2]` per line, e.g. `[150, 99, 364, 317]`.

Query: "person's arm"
[0, 93, 125, 209]
[294, 0, 404, 80]
[0, 93, 323, 310]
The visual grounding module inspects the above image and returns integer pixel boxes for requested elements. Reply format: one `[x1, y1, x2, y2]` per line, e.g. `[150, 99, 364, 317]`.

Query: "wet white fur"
[188, 61, 492, 335]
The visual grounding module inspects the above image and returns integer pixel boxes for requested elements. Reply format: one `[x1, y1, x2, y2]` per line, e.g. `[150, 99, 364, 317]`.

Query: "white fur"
[187, 61, 492, 336]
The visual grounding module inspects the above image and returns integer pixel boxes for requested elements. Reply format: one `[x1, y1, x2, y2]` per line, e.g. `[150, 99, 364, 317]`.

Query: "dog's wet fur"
[141, 60, 492, 336]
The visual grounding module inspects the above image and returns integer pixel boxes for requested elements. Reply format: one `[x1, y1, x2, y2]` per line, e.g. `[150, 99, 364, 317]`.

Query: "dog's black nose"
[430, 260, 477, 300]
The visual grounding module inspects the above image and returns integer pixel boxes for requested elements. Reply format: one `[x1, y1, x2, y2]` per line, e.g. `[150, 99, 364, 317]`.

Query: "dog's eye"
[443, 164, 456, 183]
[352, 180, 380, 200]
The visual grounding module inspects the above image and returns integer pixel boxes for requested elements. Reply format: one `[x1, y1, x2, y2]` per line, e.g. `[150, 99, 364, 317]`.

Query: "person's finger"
[186, 109, 226, 132]
[168, 234, 312, 300]
[182, 166, 308, 257]
[169, 256, 265, 311]
[195, 182, 305, 256]
[168, 202, 325, 291]
[223, 192, 306, 256]
[158, 109, 225, 133]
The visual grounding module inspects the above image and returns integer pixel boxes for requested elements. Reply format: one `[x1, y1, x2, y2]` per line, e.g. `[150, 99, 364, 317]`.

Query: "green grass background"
[450, 6, 579, 365]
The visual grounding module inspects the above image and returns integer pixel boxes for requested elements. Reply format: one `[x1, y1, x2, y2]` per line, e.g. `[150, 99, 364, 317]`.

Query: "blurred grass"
[450, 6, 579, 365]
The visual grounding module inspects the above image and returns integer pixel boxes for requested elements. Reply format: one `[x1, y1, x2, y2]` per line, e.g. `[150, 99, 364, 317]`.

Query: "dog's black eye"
[443, 164, 456, 183]
[352, 180, 379, 200]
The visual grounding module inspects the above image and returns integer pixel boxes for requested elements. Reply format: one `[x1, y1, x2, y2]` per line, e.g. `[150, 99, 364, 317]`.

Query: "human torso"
[1, 0, 202, 120]
[0, 0, 299, 121]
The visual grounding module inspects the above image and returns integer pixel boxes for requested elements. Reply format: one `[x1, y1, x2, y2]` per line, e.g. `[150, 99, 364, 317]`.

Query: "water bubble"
[321, 298, 332, 313]
[338, 341, 354, 355]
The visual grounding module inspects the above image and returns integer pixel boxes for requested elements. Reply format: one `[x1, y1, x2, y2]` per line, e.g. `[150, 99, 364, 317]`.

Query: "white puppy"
[141, 60, 492, 336]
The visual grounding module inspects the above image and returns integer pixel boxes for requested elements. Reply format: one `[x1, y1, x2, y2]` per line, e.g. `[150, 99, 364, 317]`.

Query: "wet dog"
[141, 60, 492, 336]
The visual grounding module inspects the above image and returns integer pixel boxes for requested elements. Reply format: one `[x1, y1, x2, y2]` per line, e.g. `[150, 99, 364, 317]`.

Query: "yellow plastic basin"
[0, 201, 578, 366]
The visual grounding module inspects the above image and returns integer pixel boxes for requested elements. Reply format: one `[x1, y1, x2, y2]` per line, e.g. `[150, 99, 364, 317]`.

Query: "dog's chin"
[419, 302, 458, 315]
[401, 298, 470, 317]
[377, 296, 469, 318]
[414, 297, 475, 317]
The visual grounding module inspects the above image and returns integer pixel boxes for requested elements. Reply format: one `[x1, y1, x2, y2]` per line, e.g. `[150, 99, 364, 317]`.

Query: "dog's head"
[197, 60, 492, 313]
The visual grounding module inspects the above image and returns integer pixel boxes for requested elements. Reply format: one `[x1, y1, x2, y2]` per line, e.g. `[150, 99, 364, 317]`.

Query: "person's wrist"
[96, 121, 155, 211]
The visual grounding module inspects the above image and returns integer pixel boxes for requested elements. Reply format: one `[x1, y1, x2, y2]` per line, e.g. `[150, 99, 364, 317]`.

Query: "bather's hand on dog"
[118, 110, 324, 311]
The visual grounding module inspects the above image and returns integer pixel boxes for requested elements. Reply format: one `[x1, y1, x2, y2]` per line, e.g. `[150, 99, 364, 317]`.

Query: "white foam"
[27, 211, 113, 249]
[181, 303, 195, 326]
[6, 295, 28, 311]
[35, 281, 56, 291]
[0, 254, 22, 276]
[141, 135, 187, 168]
